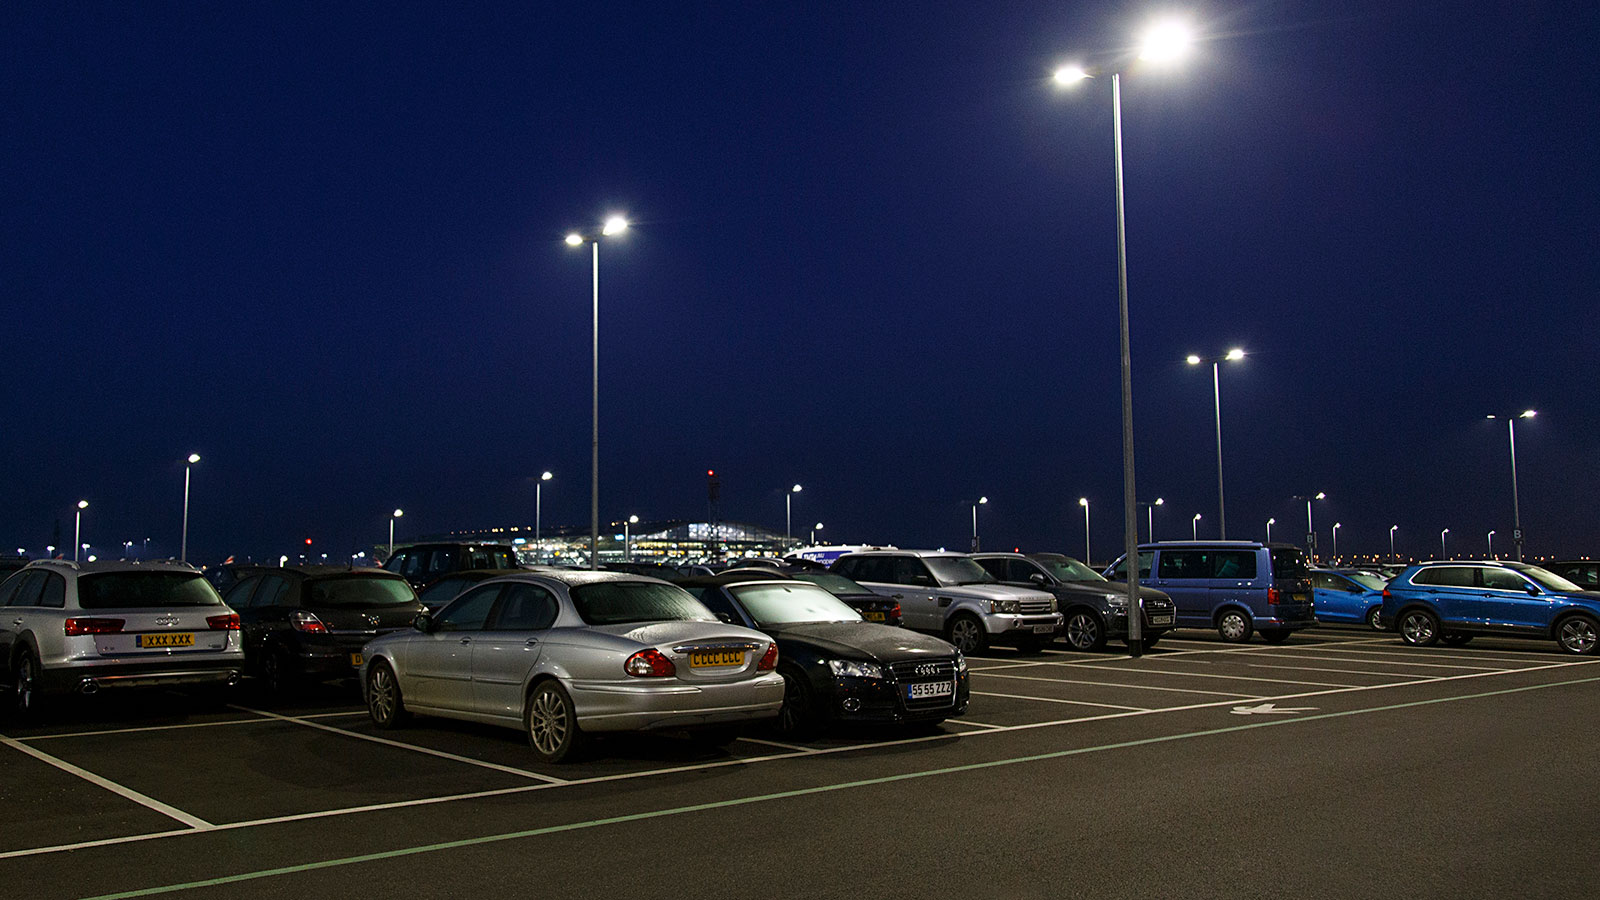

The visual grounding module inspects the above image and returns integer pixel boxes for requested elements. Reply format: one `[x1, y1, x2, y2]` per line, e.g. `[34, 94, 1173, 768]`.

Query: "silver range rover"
[831, 551, 1062, 654]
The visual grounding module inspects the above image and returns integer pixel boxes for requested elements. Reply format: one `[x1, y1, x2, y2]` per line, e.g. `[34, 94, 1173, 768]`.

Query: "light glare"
[602, 216, 628, 236]
[1053, 65, 1090, 85]
[1138, 20, 1193, 63]
[1079, 497, 1089, 507]
[564, 233, 583, 246]
[1520, 409, 1537, 418]
[1186, 354, 1201, 365]
[541, 471, 553, 481]
[392, 509, 404, 518]
[187, 453, 202, 464]
[1225, 348, 1245, 360]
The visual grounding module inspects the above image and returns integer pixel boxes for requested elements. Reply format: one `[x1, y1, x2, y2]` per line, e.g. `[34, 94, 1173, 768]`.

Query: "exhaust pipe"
[79, 678, 99, 695]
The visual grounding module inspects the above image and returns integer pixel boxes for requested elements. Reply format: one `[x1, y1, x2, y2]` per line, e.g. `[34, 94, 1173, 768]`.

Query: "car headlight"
[1105, 593, 1129, 609]
[828, 659, 884, 679]
[955, 651, 968, 674]
[990, 599, 1020, 614]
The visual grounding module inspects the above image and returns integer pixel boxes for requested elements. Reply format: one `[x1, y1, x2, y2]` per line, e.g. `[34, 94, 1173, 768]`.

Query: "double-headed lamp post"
[1078, 498, 1091, 564]
[971, 496, 988, 552]
[181, 453, 201, 563]
[1055, 17, 1193, 659]
[1186, 348, 1244, 537]
[566, 214, 629, 570]
[1485, 410, 1535, 561]
[74, 500, 88, 562]
[1266, 517, 1275, 542]
[1292, 492, 1327, 562]
[536, 471, 553, 561]
[786, 484, 803, 542]
[1390, 525, 1399, 562]
[389, 509, 403, 556]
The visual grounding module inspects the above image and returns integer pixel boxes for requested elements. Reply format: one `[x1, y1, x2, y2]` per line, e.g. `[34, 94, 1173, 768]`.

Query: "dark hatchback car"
[415, 569, 526, 612]
[383, 542, 522, 590]
[1543, 560, 1600, 590]
[677, 571, 968, 737]
[972, 552, 1175, 651]
[221, 566, 424, 692]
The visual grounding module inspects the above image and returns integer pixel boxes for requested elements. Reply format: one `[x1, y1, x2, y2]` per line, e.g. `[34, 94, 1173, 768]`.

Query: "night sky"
[4, 1, 1597, 564]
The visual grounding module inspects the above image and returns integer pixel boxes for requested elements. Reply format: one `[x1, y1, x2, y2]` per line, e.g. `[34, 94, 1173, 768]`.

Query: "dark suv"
[220, 566, 423, 691]
[972, 552, 1175, 651]
[383, 542, 522, 589]
[1106, 542, 1315, 643]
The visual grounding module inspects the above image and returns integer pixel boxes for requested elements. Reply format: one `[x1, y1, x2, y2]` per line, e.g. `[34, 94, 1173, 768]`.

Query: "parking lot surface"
[4, 627, 1598, 899]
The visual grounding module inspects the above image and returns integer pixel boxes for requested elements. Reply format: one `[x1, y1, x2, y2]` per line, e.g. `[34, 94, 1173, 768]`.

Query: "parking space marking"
[1247, 664, 1433, 679]
[946, 719, 1005, 730]
[0, 735, 213, 830]
[971, 690, 1150, 712]
[1291, 646, 1555, 666]
[1231, 652, 1518, 671]
[973, 670, 1264, 697]
[736, 736, 817, 753]
[78, 672, 1600, 900]
[229, 705, 567, 785]
[1070, 664, 1360, 688]
[18, 710, 368, 743]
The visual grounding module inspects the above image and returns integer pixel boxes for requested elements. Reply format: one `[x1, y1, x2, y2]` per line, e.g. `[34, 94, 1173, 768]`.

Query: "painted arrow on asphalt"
[1230, 702, 1319, 716]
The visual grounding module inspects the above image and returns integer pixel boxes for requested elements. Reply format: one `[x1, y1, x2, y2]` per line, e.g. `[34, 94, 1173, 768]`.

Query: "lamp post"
[1488, 529, 1496, 559]
[1292, 493, 1326, 562]
[971, 496, 988, 552]
[179, 453, 201, 563]
[624, 515, 638, 562]
[566, 214, 629, 570]
[1138, 498, 1164, 542]
[1390, 525, 1398, 562]
[389, 509, 403, 556]
[811, 522, 823, 545]
[1332, 523, 1341, 561]
[1186, 348, 1244, 537]
[1055, 17, 1193, 658]
[785, 484, 803, 542]
[1192, 513, 1202, 541]
[1486, 410, 1535, 561]
[1266, 517, 1275, 543]
[1440, 528, 1450, 559]
[536, 471, 553, 562]
[73, 500, 88, 562]
[1078, 498, 1091, 564]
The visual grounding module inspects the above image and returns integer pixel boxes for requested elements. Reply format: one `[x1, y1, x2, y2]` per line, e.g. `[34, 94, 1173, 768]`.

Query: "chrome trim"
[671, 641, 763, 653]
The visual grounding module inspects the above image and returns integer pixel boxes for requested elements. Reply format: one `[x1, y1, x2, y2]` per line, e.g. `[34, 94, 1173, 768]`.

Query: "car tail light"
[756, 642, 779, 671]
[65, 617, 124, 636]
[289, 610, 328, 633]
[207, 614, 241, 630]
[1267, 587, 1281, 605]
[891, 602, 902, 621]
[624, 649, 676, 678]
[1382, 588, 1391, 600]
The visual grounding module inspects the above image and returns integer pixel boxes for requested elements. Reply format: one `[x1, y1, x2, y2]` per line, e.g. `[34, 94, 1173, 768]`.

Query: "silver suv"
[1, 560, 245, 714]
[832, 550, 1061, 654]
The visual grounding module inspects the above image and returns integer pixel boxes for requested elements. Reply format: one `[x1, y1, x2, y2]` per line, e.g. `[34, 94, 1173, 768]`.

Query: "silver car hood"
[938, 583, 1054, 603]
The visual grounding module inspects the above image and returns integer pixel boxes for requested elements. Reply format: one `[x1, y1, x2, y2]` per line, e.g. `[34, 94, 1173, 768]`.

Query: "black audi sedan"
[677, 571, 968, 737]
[219, 566, 424, 692]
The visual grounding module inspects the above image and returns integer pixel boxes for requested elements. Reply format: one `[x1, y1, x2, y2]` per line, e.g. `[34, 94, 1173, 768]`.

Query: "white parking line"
[1231, 652, 1515, 671]
[1288, 645, 1554, 666]
[19, 710, 369, 742]
[946, 718, 1005, 730]
[1068, 665, 1360, 688]
[972, 690, 1150, 712]
[0, 735, 213, 830]
[229, 705, 567, 785]
[1248, 664, 1433, 679]
[736, 736, 817, 753]
[973, 670, 1263, 698]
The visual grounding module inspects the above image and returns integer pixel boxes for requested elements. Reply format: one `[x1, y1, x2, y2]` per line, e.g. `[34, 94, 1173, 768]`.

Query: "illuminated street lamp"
[971, 496, 988, 552]
[180, 453, 201, 563]
[1332, 523, 1341, 560]
[624, 515, 639, 562]
[1078, 498, 1091, 564]
[73, 500, 88, 562]
[566, 214, 630, 569]
[1186, 348, 1244, 537]
[1266, 517, 1275, 542]
[1390, 525, 1399, 562]
[1054, 16, 1194, 658]
[536, 471, 553, 562]
[785, 484, 803, 542]
[1488, 529, 1496, 559]
[1292, 493, 1327, 562]
[389, 509, 404, 556]
[1138, 498, 1164, 541]
[811, 522, 823, 545]
[1440, 527, 1450, 559]
[1192, 513, 1202, 541]
[1485, 410, 1536, 561]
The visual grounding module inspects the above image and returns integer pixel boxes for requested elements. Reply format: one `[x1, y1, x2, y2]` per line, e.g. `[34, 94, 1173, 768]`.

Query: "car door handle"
[459, 638, 472, 645]
[525, 637, 539, 645]
[10, 618, 20, 627]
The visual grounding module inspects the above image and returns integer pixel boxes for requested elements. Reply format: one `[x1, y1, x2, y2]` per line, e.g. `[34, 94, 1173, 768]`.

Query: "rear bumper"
[40, 661, 243, 695]
[570, 672, 785, 732]
[1253, 612, 1317, 630]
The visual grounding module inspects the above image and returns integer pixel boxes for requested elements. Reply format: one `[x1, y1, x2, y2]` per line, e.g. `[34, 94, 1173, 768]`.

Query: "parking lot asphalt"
[4, 627, 1598, 899]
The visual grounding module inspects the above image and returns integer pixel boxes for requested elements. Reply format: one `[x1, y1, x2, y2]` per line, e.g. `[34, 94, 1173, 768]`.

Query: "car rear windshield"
[1269, 548, 1310, 580]
[1345, 572, 1388, 591]
[306, 576, 418, 608]
[791, 572, 873, 595]
[77, 573, 224, 609]
[730, 583, 863, 626]
[570, 581, 715, 626]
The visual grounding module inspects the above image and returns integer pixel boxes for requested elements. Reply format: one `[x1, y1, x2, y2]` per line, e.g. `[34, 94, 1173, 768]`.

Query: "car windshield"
[306, 576, 418, 608]
[1033, 556, 1107, 583]
[570, 581, 715, 626]
[791, 572, 873, 595]
[1517, 566, 1583, 593]
[76, 572, 225, 609]
[1345, 572, 1388, 591]
[729, 583, 863, 626]
[925, 557, 995, 586]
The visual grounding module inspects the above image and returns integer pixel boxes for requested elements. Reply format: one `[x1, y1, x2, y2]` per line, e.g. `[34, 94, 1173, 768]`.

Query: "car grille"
[890, 659, 958, 709]
[1144, 597, 1174, 612]
[1019, 598, 1054, 615]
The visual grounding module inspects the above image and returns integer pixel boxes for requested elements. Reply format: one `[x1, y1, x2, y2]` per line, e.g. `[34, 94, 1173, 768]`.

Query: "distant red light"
[707, 470, 715, 476]
[305, 538, 313, 545]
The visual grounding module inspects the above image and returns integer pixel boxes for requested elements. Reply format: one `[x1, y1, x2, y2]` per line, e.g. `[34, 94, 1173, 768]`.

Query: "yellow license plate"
[350, 652, 364, 667]
[689, 650, 744, 668]
[138, 632, 194, 648]
[864, 611, 886, 622]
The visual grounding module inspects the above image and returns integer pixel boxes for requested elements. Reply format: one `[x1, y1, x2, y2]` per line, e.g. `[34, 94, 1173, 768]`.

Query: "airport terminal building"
[424, 519, 799, 566]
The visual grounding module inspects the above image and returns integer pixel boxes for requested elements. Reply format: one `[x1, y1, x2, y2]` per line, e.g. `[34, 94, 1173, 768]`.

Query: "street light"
[1186, 348, 1244, 537]
[180, 453, 201, 563]
[1485, 410, 1536, 561]
[536, 471, 553, 562]
[1054, 16, 1193, 659]
[1488, 529, 1496, 559]
[1078, 498, 1091, 564]
[389, 509, 404, 556]
[1332, 522, 1341, 561]
[1266, 517, 1275, 542]
[1138, 498, 1164, 541]
[1292, 493, 1327, 562]
[1390, 525, 1399, 562]
[1192, 513, 1202, 540]
[811, 522, 824, 545]
[624, 515, 639, 562]
[566, 213, 630, 570]
[971, 496, 988, 552]
[785, 484, 803, 542]
[1440, 528, 1450, 559]
[73, 500, 88, 562]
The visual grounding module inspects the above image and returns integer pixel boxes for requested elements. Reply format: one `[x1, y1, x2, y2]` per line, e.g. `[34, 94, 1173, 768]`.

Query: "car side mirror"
[413, 613, 434, 632]
[715, 612, 734, 624]
[1526, 584, 1541, 596]
[1029, 573, 1049, 586]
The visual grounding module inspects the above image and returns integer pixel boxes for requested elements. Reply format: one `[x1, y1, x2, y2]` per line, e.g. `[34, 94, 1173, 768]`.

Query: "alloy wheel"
[368, 666, 396, 724]
[528, 687, 570, 756]
[15, 654, 36, 713]
[1367, 607, 1384, 631]
[1219, 613, 1248, 642]
[1401, 612, 1436, 645]
[1558, 618, 1598, 654]
[1066, 614, 1100, 651]
[949, 618, 982, 654]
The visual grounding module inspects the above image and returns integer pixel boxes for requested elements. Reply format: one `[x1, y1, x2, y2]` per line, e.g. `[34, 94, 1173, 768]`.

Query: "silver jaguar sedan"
[360, 570, 784, 762]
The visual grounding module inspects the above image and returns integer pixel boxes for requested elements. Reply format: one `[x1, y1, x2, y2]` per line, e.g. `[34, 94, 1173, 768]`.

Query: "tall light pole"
[566, 214, 629, 570]
[1078, 498, 1091, 563]
[73, 500, 88, 562]
[1055, 17, 1193, 658]
[1487, 529, 1496, 559]
[811, 522, 823, 545]
[1292, 493, 1326, 562]
[1266, 517, 1275, 543]
[1191, 513, 1202, 540]
[1186, 348, 1244, 537]
[1390, 525, 1399, 562]
[1440, 528, 1450, 559]
[1486, 410, 1535, 561]
[1138, 498, 1164, 542]
[785, 484, 803, 542]
[389, 509, 404, 556]
[971, 496, 988, 552]
[624, 515, 638, 562]
[536, 471, 553, 562]
[1332, 522, 1341, 561]
[179, 453, 201, 563]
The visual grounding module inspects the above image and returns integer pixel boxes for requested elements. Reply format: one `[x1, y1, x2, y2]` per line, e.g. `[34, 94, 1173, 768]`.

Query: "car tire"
[11, 649, 40, 718]
[775, 666, 820, 739]
[525, 680, 585, 763]
[1217, 610, 1253, 643]
[1259, 629, 1292, 644]
[262, 646, 300, 696]
[1366, 606, 1384, 631]
[1064, 611, 1107, 652]
[366, 660, 410, 729]
[1440, 635, 1473, 647]
[1555, 614, 1600, 655]
[945, 614, 989, 655]
[1398, 609, 1441, 647]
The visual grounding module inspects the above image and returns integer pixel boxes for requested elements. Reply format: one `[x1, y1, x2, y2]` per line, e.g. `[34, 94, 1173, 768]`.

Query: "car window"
[39, 572, 66, 609]
[9, 572, 45, 607]
[1211, 552, 1258, 579]
[0, 572, 26, 607]
[924, 557, 992, 586]
[685, 586, 743, 624]
[401, 552, 425, 579]
[1269, 548, 1310, 580]
[975, 558, 1008, 580]
[569, 581, 715, 626]
[384, 552, 405, 572]
[76, 572, 224, 608]
[419, 577, 471, 610]
[791, 572, 872, 595]
[1345, 572, 1388, 591]
[1481, 568, 1529, 591]
[436, 585, 501, 632]
[856, 557, 896, 583]
[307, 576, 417, 608]
[490, 583, 559, 631]
[256, 575, 293, 607]
[1107, 552, 1153, 581]
[1311, 572, 1339, 590]
[1518, 565, 1583, 593]
[224, 576, 261, 609]
[1157, 551, 1205, 579]
[1412, 566, 1476, 588]
[1033, 556, 1105, 583]
[425, 549, 453, 576]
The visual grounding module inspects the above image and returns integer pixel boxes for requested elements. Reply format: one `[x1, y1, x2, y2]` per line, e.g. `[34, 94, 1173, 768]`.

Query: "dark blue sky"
[4, 1, 1597, 563]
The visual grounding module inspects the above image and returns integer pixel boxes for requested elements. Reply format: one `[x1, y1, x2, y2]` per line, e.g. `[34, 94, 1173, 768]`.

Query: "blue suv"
[1312, 568, 1389, 630]
[1106, 542, 1315, 643]
[1379, 561, 1600, 654]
